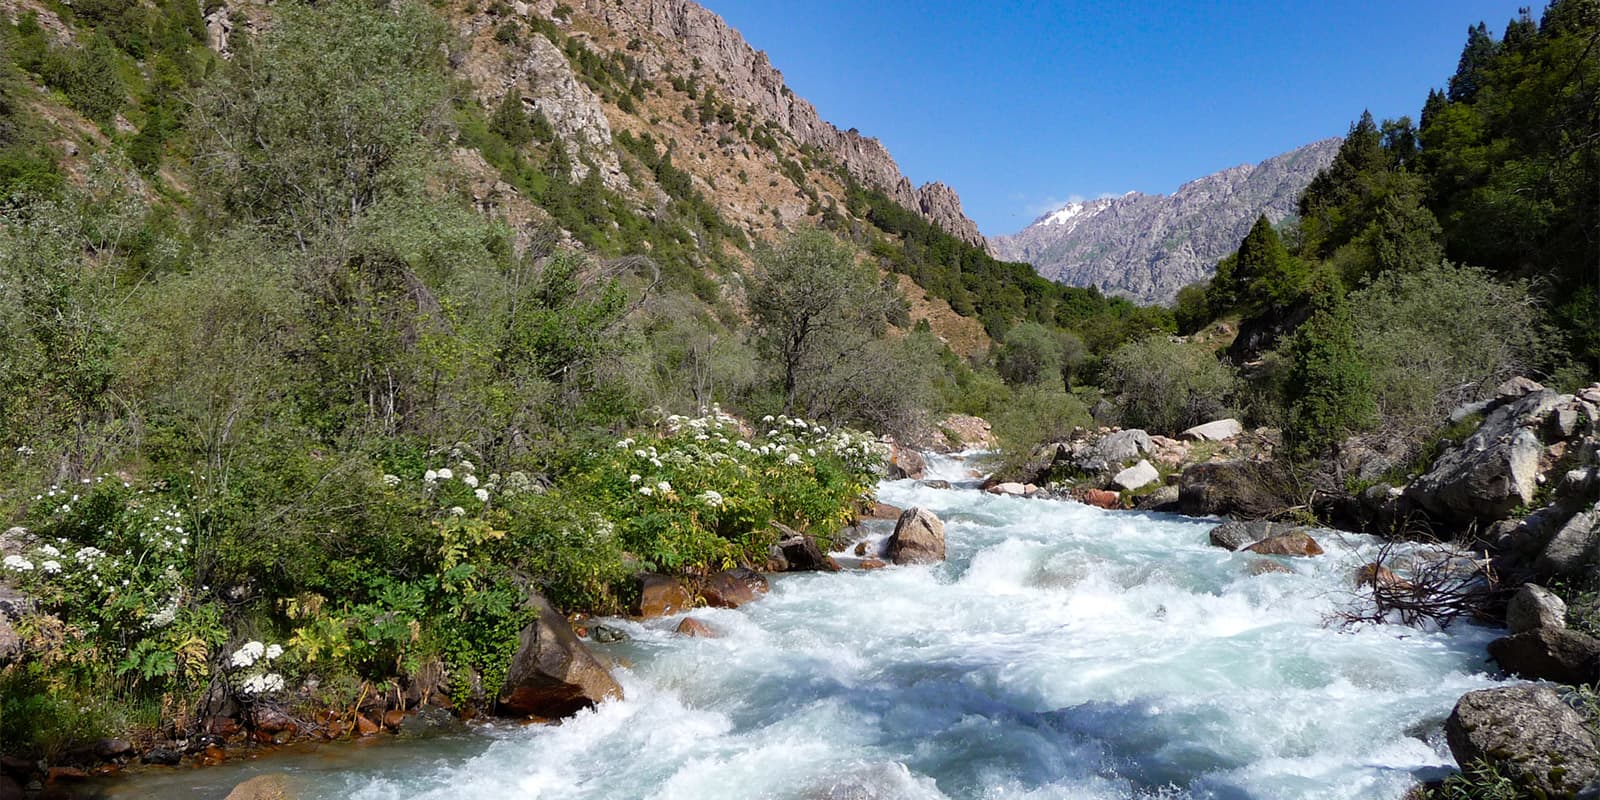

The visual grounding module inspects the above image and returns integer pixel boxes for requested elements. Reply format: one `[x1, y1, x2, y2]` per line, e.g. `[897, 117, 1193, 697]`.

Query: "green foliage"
[995, 320, 1065, 387]
[490, 88, 533, 147]
[988, 386, 1092, 478]
[1283, 286, 1376, 459]
[1104, 335, 1236, 434]
[1210, 215, 1302, 312]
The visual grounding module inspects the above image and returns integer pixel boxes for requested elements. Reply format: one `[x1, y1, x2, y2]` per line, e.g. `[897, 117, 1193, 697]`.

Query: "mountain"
[991, 139, 1342, 305]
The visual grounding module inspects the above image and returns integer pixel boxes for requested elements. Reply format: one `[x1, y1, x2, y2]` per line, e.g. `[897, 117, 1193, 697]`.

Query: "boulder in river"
[1445, 685, 1599, 798]
[224, 774, 297, 800]
[1082, 489, 1120, 509]
[498, 592, 623, 719]
[886, 445, 926, 480]
[1177, 460, 1294, 519]
[1180, 418, 1243, 442]
[1405, 389, 1559, 526]
[635, 574, 693, 618]
[1076, 429, 1154, 473]
[1112, 459, 1159, 492]
[987, 481, 1028, 497]
[1243, 530, 1324, 557]
[1487, 626, 1600, 685]
[770, 523, 840, 572]
[675, 617, 717, 638]
[700, 568, 769, 609]
[1134, 484, 1180, 511]
[886, 507, 945, 565]
[1506, 584, 1568, 634]
[1207, 520, 1279, 551]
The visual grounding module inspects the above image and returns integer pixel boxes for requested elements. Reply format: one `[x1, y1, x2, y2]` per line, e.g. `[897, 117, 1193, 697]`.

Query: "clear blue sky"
[699, 1, 1534, 237]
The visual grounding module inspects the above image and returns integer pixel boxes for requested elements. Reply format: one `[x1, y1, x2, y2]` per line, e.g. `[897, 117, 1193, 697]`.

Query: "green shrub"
[1104, 334, 1235, 434]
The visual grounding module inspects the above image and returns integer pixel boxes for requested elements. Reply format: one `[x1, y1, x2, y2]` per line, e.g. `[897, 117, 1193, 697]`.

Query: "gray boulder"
[1405, 390, 1558, 526]
[769, 523, 840, 572]
[1536, 503, 1599, 579]
[498, 592, 623, 718]
[886, 507, 946, 565]
[1112, 459, 1159, 492]
[1076, 429, 1153, 473]
[1208, 520, 1280, 551]
[1180, 418, 1243, 442]
[1487, 627, 1600, 686]
[1507, 584, 1568, 634]
[1135, 485, 1180, 511]
[1446, 685, 1599, 798]
[886, 445, 926, 480]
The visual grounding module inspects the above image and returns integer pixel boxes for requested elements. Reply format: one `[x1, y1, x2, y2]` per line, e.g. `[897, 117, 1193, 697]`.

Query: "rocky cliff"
[991, 139, 1341, 305]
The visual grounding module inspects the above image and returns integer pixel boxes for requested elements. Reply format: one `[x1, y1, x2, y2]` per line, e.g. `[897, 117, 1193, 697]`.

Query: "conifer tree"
[1284, 283, 1375, 459]
[491, 88, 533, 147]
[1235, 215, 1301, 310]
[1447, 22, 1497, 102]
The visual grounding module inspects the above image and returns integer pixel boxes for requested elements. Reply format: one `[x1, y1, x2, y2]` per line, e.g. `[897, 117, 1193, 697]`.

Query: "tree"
[1447, 22, 1497, 102]
[995, 321, 1064, 387]
[1105, 335, 1235, 434]
[491, 88, 533, 147]
[1283, 284, 1375, 459]
[1235, 215, 1302, 310]
[749, 229, 894, 415]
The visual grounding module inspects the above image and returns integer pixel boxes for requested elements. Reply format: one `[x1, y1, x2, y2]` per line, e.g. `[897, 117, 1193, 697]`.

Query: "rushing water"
[103, 453, 1509, 800]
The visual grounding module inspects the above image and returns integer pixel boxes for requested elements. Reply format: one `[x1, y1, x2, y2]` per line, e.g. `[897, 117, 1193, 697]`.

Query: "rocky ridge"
[991, 139, 1341, 304]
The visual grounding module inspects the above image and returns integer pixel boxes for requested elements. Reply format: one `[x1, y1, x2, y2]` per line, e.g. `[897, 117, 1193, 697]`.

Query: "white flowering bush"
[225, 641, 288, 696]
[570, 407, 886, 571]
[2, 479, 225, 690]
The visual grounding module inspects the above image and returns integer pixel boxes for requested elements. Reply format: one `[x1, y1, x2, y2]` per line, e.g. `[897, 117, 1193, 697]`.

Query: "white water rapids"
[107, 453, 1510, 799]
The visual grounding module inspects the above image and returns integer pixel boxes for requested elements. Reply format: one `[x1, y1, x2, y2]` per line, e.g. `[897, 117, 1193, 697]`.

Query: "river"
[100, 453, 1507, 799]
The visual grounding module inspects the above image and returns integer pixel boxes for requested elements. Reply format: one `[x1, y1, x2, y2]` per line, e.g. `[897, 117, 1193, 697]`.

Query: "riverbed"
[99, 453, 1507, 799]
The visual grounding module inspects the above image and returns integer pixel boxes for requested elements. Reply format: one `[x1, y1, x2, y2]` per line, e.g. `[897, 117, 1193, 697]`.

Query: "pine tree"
[1284, 284, 1375, 459]
[1235, 215, 1301, 310]
[1447, 22, 1497, 102]
[491, 88, 532, 147]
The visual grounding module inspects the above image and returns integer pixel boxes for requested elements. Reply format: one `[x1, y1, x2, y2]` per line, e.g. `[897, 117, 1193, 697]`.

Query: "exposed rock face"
[1445, 686, 1600, 798]
[915, 182, 986, 248]
[1536, 503, 1599, 579]
[938, 413, 996, 451]
[543, 0, 984, 244]
[1077, 429, 1154, 473]
[991, 139, 1341, 304]
[1507, 584, 1569, 634]
[498, 592, 623, 718]
[507, 35, 629, 190]
[886, 507, 945, 565]
[1487, 627, 1600, 686]
[700, 568, 768, 608]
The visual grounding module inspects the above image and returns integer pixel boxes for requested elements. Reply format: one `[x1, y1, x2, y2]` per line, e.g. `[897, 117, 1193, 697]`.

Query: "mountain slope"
[992, 139, 1341, 305]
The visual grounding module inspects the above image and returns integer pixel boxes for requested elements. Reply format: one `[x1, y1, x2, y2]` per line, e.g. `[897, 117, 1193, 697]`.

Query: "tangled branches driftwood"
[1335, 540, 1508, 629]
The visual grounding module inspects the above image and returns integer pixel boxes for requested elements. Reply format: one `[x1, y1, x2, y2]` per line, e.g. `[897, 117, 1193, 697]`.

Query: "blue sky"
[699, 1, 1533, 236]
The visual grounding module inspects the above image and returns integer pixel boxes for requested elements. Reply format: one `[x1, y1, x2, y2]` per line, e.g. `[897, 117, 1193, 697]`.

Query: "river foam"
[106, 452, 1505, 799]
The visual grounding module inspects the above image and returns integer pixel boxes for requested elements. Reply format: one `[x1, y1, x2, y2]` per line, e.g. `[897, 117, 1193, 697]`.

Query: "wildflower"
[656, 481, 672, 494]
[437, 468, 454, 480]
[762, 415, 774, 423]
[37, 544, 59, 557]
[474, 488, 489, 503]
[382, 474, 401, 487]
[785, 453, 803, 466]
[15, 445, 33, 456]
[650, 458, 663, 468]
[458, 460, 475, 473]
[448, 506, 466, 517]
[264, 644, 284, 661]
[240, 673, 285, 695]
[463, 474, 479, 488]
[40, 560, 61, 574]
[3, 555, 33, 571]
[639, 487, 654, 496]
[231, 641, 266, 668]
[629, 474, 641, 483]
[699, 490, 724, 508]
[424, 469, 438, 483]
[634, 449, 648, 458]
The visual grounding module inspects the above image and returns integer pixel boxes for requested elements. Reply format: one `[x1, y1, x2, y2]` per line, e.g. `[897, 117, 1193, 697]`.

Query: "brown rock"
[1243, 531, 1324, 557]
[853, 541, 870, 556]
[700, 568, 768, 609]
[223, 773, 296, 800]
[769, 523, 839, 572]
[355, 714, 380, 736]
[635, 574, 693, 618]
[0, 755, 35, 780]
[497, 592, 623, 719]
[1487, 627, 1600, 685]
[1082, 489, 1121, 509]
[885, 507, 946, 565]
[0, 775, 20, 800]
[887, 445, 926, 480]
[197, 745, 226, 766]
[45, 766, 88, 782]
[206, 716, 242, 738]
[382, 710, 406, 729]
[675, 617, 717, 638]
[1354, 563, 1413, 592]
[860, 558, 887, 570]
[864, 502, 904, 520]
[252, 707, 296, 735]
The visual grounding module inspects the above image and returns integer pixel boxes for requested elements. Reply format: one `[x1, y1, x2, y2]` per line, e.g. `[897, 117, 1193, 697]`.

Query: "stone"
[1082, 489, 1120, 510]
[1487, 627, 1600, 685]
[886, 446, 926, 480]
[635, 574, 693, 618]
[864, 502, 904, 519]
[700, 568, 768, 609]
[1354, 563, 1413, 592]
[1548, 404, 1582, 440]
[252, 707, 296, 735]
[207, 716, 242, 738]
[1112, 459, 1160, 492]
[1506, 584, 1568, 634]
[1180, 418, 1244, 442]
[141, 748, 181, 766]
[497, 592, 623, 719]
[859, 558, 887, 570]
[588, 624, 628, 644]
[382, 710, 405, 729]
[355, 714, 380, 736]
[674, 617, 717, 637]
[1535, 503, 1599, 579]
[1248, 559, 1294, 576]
[0, 615, 18, 663]
[1208, 520, 1276, 551]
[1446, 685, 1599, 798]
[1134, 485, 1180, 511]
[397, 706, 463, 739]
[1405, 391, 1553, 525]
[918, 479, 952, 490]
[224, 774, 295, 800]
[1243, 531, 1324, 557]
[0, 775, 19, 800]
[770, 524, 840, 572]
[938, 413, 996, 450]
[1076, 429, 1154, 473]
[987, 482, 1027, 497]
[93, 739, 133, 760]
[1495, 376, 1545, 401]
[885, 508, 945, 565]
[1177, 460, 1291, 519]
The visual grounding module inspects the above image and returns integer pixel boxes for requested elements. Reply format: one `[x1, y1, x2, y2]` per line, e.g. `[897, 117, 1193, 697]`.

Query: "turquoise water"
[102, 453, 1504, 799]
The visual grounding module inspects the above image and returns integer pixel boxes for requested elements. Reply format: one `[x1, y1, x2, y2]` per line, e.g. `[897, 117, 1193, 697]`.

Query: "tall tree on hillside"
[491, 88, 533, 147]
[1284, 283, 1375, 459]
[1447, 22, 1498, 102]
[1213, 215, 1303, 312]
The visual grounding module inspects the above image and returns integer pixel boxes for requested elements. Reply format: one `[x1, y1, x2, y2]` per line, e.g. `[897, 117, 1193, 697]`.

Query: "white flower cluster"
[230, 640, 288, 696]
[422, 456, 500, 510]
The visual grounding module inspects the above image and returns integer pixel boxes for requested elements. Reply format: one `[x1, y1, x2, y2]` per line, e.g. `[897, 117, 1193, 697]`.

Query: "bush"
[1104, 335, 1235, 434]
[1283, 285, 1376, 459]
[989, 386, 1092, 478]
